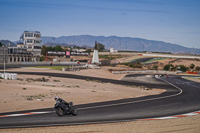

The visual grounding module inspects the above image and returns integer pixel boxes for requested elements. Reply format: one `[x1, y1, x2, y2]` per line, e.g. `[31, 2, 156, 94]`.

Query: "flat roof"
[24, 31, 41, 34]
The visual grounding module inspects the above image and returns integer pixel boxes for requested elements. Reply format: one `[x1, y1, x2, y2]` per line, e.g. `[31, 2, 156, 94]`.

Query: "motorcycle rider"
[54, 96, 69, 110]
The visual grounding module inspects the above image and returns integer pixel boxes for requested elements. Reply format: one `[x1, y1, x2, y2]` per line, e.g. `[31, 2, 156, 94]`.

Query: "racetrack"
[0, 72, 200, 129]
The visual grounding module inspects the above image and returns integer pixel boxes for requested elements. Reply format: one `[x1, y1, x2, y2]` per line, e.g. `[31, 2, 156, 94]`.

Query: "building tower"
[20, 31, 42, 61]
[92, 41, 100, 64]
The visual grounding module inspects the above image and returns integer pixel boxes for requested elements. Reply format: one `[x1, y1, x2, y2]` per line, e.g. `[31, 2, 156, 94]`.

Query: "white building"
[72, 48, 86, 52]
[0, 46, 33, 64]
[20, 31, 42, 61]
[92, 49, 100, 64]
[7, 47, 33, 63]
[110, 47, 118, 53]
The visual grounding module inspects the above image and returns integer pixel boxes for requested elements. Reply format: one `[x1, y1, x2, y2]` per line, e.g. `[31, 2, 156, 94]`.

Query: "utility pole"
[3, 45, 5, 77]
[52, 37, 56, 47]
[119, 41, 121, 51]
[143, 44, 145, 52]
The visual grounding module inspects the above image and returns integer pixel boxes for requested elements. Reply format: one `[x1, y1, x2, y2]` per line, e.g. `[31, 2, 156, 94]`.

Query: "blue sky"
[0, 0, 200, 48]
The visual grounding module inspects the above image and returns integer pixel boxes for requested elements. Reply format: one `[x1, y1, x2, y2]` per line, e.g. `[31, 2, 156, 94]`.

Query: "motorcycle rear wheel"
[56, 108, 64, 116]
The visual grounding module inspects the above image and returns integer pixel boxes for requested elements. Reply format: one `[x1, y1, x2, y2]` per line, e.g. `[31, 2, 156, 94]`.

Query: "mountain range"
[42, 35, 200, 54]
[1, 35, 200, 54]
[0, 40, 16, 47]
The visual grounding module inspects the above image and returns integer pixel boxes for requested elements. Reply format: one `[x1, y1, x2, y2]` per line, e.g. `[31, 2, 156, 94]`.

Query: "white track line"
[78, 76, 183, 110]
[0, 111, 53, 118]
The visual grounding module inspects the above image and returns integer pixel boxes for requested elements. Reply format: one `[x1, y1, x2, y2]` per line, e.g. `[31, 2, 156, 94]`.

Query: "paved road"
[129, 57, 155, 64]
[0, 72, 200, 129]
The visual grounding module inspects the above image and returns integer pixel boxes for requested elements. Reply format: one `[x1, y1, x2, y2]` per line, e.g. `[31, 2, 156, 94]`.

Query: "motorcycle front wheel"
[71, 106, 78, 116]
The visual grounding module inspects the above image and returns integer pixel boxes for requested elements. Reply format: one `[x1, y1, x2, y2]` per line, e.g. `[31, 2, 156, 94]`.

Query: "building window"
[34, 40, 41, 43]
[25, 33, 33, 37]
[27, 39, 33, 43]
[33, 46, 41, 49]
[34, 34, 40, 38]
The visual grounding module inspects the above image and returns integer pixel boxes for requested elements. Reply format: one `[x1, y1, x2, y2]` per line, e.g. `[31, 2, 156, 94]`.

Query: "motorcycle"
[54, 101, 78, 116]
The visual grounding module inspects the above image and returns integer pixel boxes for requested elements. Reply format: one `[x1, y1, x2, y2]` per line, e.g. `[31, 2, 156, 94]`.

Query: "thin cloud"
[70, 4, 169, 14]
[0, 1, 169, 14]
[0, 1, 55, 9]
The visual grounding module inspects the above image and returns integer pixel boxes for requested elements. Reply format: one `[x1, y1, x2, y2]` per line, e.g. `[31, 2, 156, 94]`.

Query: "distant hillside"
[0, 40, 16, 47]
[42, 35, 200, 54]
[44, 42, 75, 47]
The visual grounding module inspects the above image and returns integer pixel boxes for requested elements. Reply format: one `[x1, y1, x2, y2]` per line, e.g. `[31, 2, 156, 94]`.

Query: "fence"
[112, 70, 182, 74]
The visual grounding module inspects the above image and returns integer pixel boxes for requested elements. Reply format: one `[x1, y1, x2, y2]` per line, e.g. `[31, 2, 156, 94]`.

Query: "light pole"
[2, 45, 5, 77]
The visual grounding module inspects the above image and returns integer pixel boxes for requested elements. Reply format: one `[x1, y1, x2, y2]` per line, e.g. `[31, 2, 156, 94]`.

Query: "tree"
[0, 42, 4, 47]
[54, 45, 63, 51]
[179, 65, 189, 72]
[195, 66, 200, 71]
[94, 41, 105, 52]
[164, 64, 170, 71]
[190, 63, 195, 70]
[41, 45, 65, 56]
[152, 65, 158, 70]
[86, 49, 92, 52]
[164, 64, 174, 71]
[41, 45, 47, 56]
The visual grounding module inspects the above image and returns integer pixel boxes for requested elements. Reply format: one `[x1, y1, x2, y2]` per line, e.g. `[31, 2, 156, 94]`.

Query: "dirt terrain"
[0, 67, 163, 113]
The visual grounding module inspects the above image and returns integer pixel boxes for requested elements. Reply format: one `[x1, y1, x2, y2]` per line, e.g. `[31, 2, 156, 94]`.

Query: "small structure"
[90, 41, 101, 68]
[110, 47, 118, 53]
[92, 49, 100, 64]
[0, 73, 18, 80]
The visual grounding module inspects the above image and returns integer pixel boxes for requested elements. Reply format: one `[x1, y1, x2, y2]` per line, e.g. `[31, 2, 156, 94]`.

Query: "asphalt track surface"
[129, 57, 155, 64]
[0, 72, 200, 129]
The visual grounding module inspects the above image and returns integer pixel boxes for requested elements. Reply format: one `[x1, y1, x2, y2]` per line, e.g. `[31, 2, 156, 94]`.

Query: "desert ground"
[0, 67, 164, 113]
[0, 64, 200, 133]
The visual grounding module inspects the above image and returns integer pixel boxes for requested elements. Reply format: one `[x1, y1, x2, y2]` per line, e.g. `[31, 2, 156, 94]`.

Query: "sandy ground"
[8, 66, 126, 80]
[0, 67, 163, 113]
[0, 67, 200, 133]
[172, 59, 200, 67]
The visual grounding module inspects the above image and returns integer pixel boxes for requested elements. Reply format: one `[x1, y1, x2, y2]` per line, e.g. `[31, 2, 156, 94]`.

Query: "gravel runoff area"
[0, 67, 200, 133]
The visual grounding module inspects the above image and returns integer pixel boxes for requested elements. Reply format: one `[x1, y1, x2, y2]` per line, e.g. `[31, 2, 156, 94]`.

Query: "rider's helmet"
[54, 96, 59, 101]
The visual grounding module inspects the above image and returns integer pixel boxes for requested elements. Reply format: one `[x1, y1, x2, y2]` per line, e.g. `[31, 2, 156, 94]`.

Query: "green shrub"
[190, 63, 195, 70]
[23, 88, 27, 90]
[40, 56, 46, 61]
[152, 65, 158, 70]
[179, 65, 189, 72]
[195, 66, 200, 71]
[164, 64, 174, 71]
